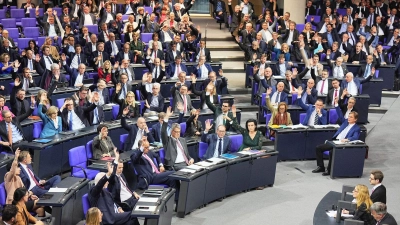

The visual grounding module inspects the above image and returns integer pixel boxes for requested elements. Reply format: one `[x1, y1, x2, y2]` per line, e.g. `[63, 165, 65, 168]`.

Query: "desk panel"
[275, 130, 307, 161]
[225, 159, 252, 196]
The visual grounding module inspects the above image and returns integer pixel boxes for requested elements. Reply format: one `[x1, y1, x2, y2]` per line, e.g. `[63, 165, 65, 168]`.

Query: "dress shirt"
[117, 174, 132, 201]
[213, 138, 223, 158]
[52, 117, 59, 129]
[279, 63, 286, 76]
[20, 164, 37, 191]
[119, 83, 128, 99]
[308, 110, 321, 126]
[106, 13, 113, 24]
[333, 66, 344, 78]
[84, 14, 94, 25]
[347, 80, 358, 96]
[274, 39, 281, 49]
[371, 183, 382, 194]
[45, 56, 53, 71]
[70, 54, 80, 69]
[316, 79, 328, 95]
[174, 138, 186, 163]
[344, 107, 353, 119]
[48, 24, 57, 37]
[6, 122, 23, 143]
[74, 74, 84, 87]
[132, 129, 144, 149]
[336, 123, 355, 140]
[68, 110, 85, 130]
[110, 41, 119, 56]
[261, 29, 272, 42]
[91, 43, 97, 52]
[339, 23, 347, 34]
[123, 52, 130, 60]
[286, 30, 294, 45]
[200, 65, 208, 78]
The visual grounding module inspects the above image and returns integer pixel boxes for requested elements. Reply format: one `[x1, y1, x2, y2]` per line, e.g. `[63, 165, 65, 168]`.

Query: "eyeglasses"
[222, 105, 229, 107]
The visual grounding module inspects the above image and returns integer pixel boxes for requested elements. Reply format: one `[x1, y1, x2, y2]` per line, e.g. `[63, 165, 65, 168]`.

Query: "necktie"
[86, 35, 89, 42]
[154, 50, 157, 59]
[364, 64, 370, 78]
[27, 167, 44, 189]
[24, 78, 29, 90]
[7, 123, 12, 145]
[47, 56, 53, 65]
[320, 80, 325, 94]
[183, 95, 187, 113]
[69, 111, 73, 130]
[218, 138, 222, 155]
[334, 89, 338, 106]
[154, 66, 158, 79]
[143, 154, 160, 173]
[175, 139, 189, 164]
[176, 65, 180, 75]
[126, 5, 129, 13]
[118, 176, 134, 194]
[94, 107, 98, 124]
[29, 60, 33, 71]
[369, 15, 373, 26]
[122, 84, 126, 97]
[275, 92, 280, 103]
[314, 111, 319, 125]
[77, 54, 81, 65]
[380, 53, 384, 63]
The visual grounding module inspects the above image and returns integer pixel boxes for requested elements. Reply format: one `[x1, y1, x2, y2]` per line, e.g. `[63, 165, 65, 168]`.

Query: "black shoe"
[322, 171, 330, 176]
[312, 167, 325, 173]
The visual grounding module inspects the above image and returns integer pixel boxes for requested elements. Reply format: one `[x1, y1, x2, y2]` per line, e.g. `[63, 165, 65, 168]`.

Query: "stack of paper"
[195, 161, 214, 167]
[287, 124, 308, 129]
[179, 168, 197, 173]
[186, 164, 205, 171]
[325, 210, 354, 218]
[206, 157, 226, 164]
[139, 197, 159, 203]
[333, 140, 346, 145]
[238, 150, 261, 155]
[221, 153, 239, 159]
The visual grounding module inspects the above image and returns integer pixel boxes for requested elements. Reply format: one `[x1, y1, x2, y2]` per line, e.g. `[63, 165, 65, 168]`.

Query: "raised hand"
[219, 69, 224, 77]
[106, 162, 113, 176]
[176, 102, 184, 112]
[116, 83, 121, 92]
[14, 77, 21, 87]
[61, 53, 67, 61]
[166, 106, 173, 117]
[266, 87, 272, 96]
[190, 74, 197, 83]
[231, 105, 237, 115]
[306, 88, 311, 95]
[35, 54, 41, 62]
[122, 106, 129, 115]
[205, 119, 213, 131]
[371, 67, 376, 76]
[161, 60, 165, 69]
[114, 61, 119, 70]
[334, 97, 339, 105]
[292, 68, 298, 76]
[327, 49, 331, 55]
[297, 86, 303, 96]
[14, 60, 20, 68]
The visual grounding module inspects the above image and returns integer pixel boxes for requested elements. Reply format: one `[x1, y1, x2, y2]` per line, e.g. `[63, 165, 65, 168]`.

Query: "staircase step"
[382, 90, 400, 98]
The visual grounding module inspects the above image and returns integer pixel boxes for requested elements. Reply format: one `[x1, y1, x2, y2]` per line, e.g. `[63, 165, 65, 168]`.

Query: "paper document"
[186, 164, 204, 171]
[134, 205, 157, 212]
[238, 150, 260, 155]
[179, 168, 196, 173]
[313, 124, 340, 129]
[48, 188, 68, 193]
[195, 161, 214, 167]
[206, 157, 226, 164]
[147, 116, 159, 120]
[287, 124, 308, 129]
[332, 140, 346, 145]
[139, 197, 159, 203]
[326, 210, 354, 218]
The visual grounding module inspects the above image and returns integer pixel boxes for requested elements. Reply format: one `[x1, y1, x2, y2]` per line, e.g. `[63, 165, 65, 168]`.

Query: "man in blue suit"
[116, 43, 135, 64]
[151, 108, 184, 142]
[61, 54, 89, 87]
[193, 56, 213, 79]
[18, 151, 61, 197]
[298, 79, 318, 105]
[105, 33, 123, 64]
[297, 90, 327, 126]
[201, 120, 231, 160]
[121, 109, 155, 152]
[262, 81, 288, 104]
[166, 55, 188, 79]
[89, 163, 138, 225]
[312, 104, 361, 176]
[130, 139, 178, 196]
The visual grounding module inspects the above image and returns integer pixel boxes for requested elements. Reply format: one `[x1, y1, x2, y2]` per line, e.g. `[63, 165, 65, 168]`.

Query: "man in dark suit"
[195, 40, 212, 62]
[321, 24, 340, 48]
[94, 78, 110, 105]
[91, 43, 110, 71]
[272, 54, 295, 77]
[37, 63, 68, 90]
[370, 202, 397, 225]
[282, 21, 299, 45]
[167, 55, 188, 79]
[11, 67, 36, 91]
[18, 151, 61, 197]
[112, 72, 133, 100]
[61, 54, 89, 87]
[206, 95, 234, 133]
[78, 6, 97, 29]
[151, 111, 184, 142]
[312, 69, 331, 96]
[165, 42, 181, 63]
[130, 138, 179, 200]
[1, 205, 19, 225]
[117, 59, 135, 81]
[59, 97, 96, 131]
[0, 106, 33, 151]
[38, 46, 60, 72]
[84, 34, 98, 59]
[62, 36, 79, 59]
[159, 25, 175, 50]
[374, 45, 390, 65]
[313, 106, 360, 176]
[66, 45, 87, 70]
[298, 79, 318, 105]
[99, 4, 116, 26]
[369, 170, 386, 204]
[36, 13, 61, 37]
[202, 71, 227, 95]
[98, 23, 112, 43]
[144, 13, 160, 33]
[239, 22, 256, 45]
[277, 12, 291, 34]
[145, 42, 165, 64]
[39, 0, 54, 11]
[86, 92, 104, 126]
[161, 107, 194, 170]
[21, 0, 36, 17]
[116, 43, 135, 64]
[348, 42, 367, 63]
[358, 55, 378, 78]
[121, 111, 155, 152]
[0, 40, 18, 62]
[89, 164, 138, 225]
[341, 71, 373, 96]
[170, 82, 193, 113]
[201, 119, 230, 160]
[105, 33, 122, 63]
[305, 0, 316, 17]
[108, 149, 140, 210]
[20, 50, 38, 72]
[193, 56, 213, 79]
[10, 84, 30, 117]
[325, 78, 343, 106]
[297, 93, 327, 126]
[141, 82, 165, 115]
[327, 56, 348, 78]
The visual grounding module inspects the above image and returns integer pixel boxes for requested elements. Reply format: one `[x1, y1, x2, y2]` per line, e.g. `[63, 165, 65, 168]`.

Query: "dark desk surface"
[313, 191, 355, 225]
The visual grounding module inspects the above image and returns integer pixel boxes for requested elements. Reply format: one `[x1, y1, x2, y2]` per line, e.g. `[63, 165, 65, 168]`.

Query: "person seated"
[266, 81, 288, 104]
[108, 149, 140, 211]
[142, 83, 165, 116]
[1, 205, 20, 225]
[327, 56, 348, 79]
[193, 56, 213, 79]
[151, 108, 184, 142]
[12, 67, 36, 91]
[116, 43, 135, 65]
[171, 83, 193, 113]
[184, 109, 203, 137]
[348, 42, 367, 64]
[12, 187, 45, 225]
[59, 97, 96, 131]
[89, 165, 139, 225]
[201, 120, 230, 160]
[61, 54, 89, 88]
[167, 55, 188, 79]
[191, 75, 218, 109]
[98, 60, 114, 84]
[161, 107, 194, 170]
[148, 33, 163, 51]
[37, 102, 62, 138]
[114, 90, 140, 120]
[341, 72, 373, 96]
[202, 70, 228, 95]
[137, 72, 165, 99]
[0, 95, 14, 121]
[18, 151, 61, 197]
[112, 72, 134, 100]
[87, 92, 104, 126]
[85, 207, 103, 225]
[370, 202, 397, 225]
[130, 32, 145, 64]
[341, 185, 375, 224]
[326, 78, 343, 106]
[297, 91, 327, 126]
[92, 42, 110, 71]
[94, 79, 110, 106]
[195, 40, 212, 62]
[236, 38, 263, 62]
[358, 55, 379, 78]
[37, 63, 68, 90]
[0, 53, 14, 75]
[121, 109, 155, 152]
[5, 149, 45, 216]
[117, 59, 136, 82]
[313, 101, 360, 175]
[144, 58, 166, 81]
[92, 124, 116, 160]
[10, 86, 30, 118]
[337, 92, 357, 124]
[265, 88, 292, 137]
[145, 43, 164, 65]
[369, 170, 386, 204]
[229, 105, 262, 151]
[298, 79, 318, 105]
[165, 41, 182, 64]
[272, 54, 295, 77]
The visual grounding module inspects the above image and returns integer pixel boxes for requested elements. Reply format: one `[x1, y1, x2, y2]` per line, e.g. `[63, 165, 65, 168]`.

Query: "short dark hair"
[222, 100, 230, 106]
[245, 119, 258, 132]
[79, 86, 89, 92]
[97, 124, 108, 133]
[2, 204, 18, 221]
[371, 170, 384, 182]
[332, 78, 340, 83]
[12, 187, 27, 205]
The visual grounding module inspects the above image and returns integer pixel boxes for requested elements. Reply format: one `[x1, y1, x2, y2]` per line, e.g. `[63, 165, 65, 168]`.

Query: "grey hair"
[153, 83, 160, 89]
[1, 109, 11, 118]
[346, 72, 354, 78]
[370, 202, 387, 215]
[50, 63, 59, 71]
[171, 123, 181, 132]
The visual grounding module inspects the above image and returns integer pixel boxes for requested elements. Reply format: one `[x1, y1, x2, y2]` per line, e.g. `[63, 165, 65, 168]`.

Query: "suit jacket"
[99, 11, 116, 25]
[121, 117, 155, 152]
[239, 29, 256, 45]
[374, 52, 390, 65]
[37, 104, 62, 138]
[88, 175, 132, 225]
[348, 50, 367, 63]
[18, 164, 41, 192]
[151, 113, 184, 142]
[78, 13, 97, 28]
[63, 64, 89, 87]
[378, 213, 396, 225]
[116, 51, 135, 64]
[370, 185, 386, 204]
[161, 121, 192, 169]
[105, 40, 123, 56]
[36, 18, 61, 36]
[86, 105, 105, 126]
[299, 87, 318, 105]
[0, 47, 18, 62]
[20, 57, 38, 72]
[201, 132, 230, 159]
[282, 29, 300, 43]
[272, 62, 293, 77]
[326, 88, 343, 105]
[166, 63, 188, 78]
[184, 114, 203, 137]
[91, 51, 110, 68]
[170, 86, 193, 112]
[144, 20, 160, 33]
[165, 50, 181, 63]
[193, 63, 213, 78]
[205, 94, 234, 132]
[94, 87, 110, 105]
[67, 53, 87, 66]
[255, 73, 277, 95]
[60, 103, 96, 130]
[108, 163, 135, 207]
[340, 76, 372, 93]
[332, 106, 361, 140]
[358, 63, 378, 78]
[10, 86, 30, 118]
[159, 30, 175, 43]
[297, 98, 327, 126]
[202, 78, 227, 95]
[195, 47, 212, 62]
[38, 54, 59, 72]
[130, 148, 162, 189]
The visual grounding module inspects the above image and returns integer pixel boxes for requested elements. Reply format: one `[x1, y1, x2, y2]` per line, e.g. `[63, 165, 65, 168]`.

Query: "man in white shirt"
[260, 22, 273, 43]
[315, 70, 329, 95]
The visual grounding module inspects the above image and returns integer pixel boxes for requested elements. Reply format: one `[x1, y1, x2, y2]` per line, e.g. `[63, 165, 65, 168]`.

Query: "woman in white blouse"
[37, 96, 62, 138]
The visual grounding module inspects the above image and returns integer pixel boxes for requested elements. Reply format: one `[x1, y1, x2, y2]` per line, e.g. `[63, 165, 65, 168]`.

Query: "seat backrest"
[33, 122, 44, 139]
[53, 8, 62, 16]
[86, 140, 93, 160]
[229, 134, 243, 153]
[30, 8, 43, 17]
[21, 18, 37, 27]
[86, 25, 99, 35]
[265, 113, 272, 125]
[112, 105, 120, 120]
[10, 9, 25, 21]
[299, 113, 306, 124]
[306, 15, 320, 23]
[199, 142, 208, 159]
[140, 33, 153, 43]
[82, 193, 90, 216]
[69, 146, 87, 174]
[17, 38, 32, 50]
[329, 109, 338, 124]
[2, 18, 16, 28]
[57, 98, 66, 108]
[158, 148, 165, 163]
[296, 24, 305, 32]
[37, 37, 47, 47]
[291, 93, 298, 105]
[0, 9, 5, 19]
[0, 182, 6, 206]
[179, 122, 186, 137]
[144, 6, 153, 14]
[7, 28, 19, 40]
[375, 70, 379, 78]
[343, 219, 364, 225]
[24, 27, 40, 38]
[120, 134, 128, 150]
[336, 9, 347, 16]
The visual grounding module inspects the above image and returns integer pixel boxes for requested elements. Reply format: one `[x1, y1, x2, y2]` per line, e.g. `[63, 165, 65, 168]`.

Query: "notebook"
[33, 139, 52, 144]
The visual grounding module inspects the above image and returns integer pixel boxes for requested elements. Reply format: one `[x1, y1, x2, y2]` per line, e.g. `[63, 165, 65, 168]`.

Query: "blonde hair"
[86, 207, 101, 225]
[206, 84, 217, 95]
[303, 22, 312, 33]
[46, 106, 59, 117]
[355, 184, 373, 210]
[125, 91, 136, 106]
[37, 90, 49, 105]
[0, 53, 9, 63]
